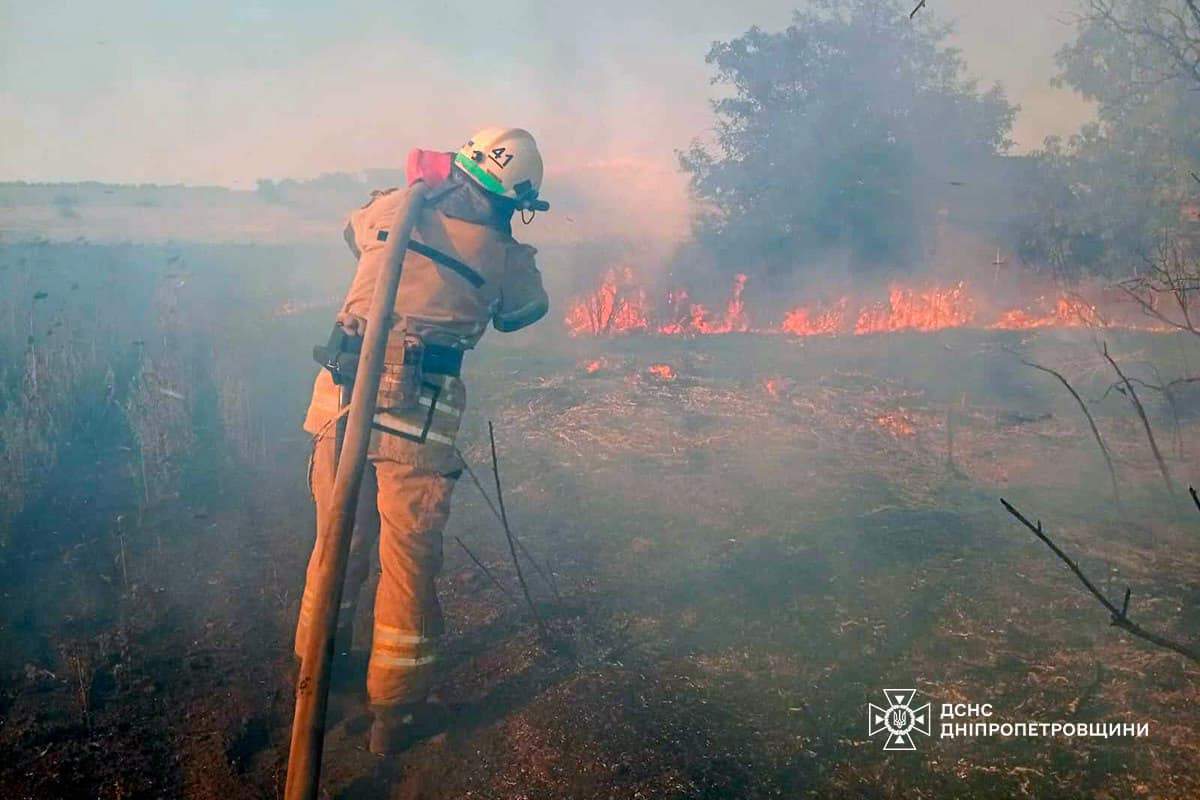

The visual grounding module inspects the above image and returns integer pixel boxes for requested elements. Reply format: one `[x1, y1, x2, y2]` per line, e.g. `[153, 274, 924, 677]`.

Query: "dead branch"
[457, 447, 562, 603]
[1118, 235, 1200, 338]
[1102, 342, 1177, 503]
[945, 402, 955, 472]
[1191, 485, 1200, 513]
[489, 421, 551, 643]
[1103, 375, 1200, 397]
[1101, 372, 1200, 457]
[1147, 362, 1186, 461]
[454, 536, 515, 602]
[1118, 279, 1199, 339]
[1019, 357, 1122, 509]
[1001, 498, 1199, 663]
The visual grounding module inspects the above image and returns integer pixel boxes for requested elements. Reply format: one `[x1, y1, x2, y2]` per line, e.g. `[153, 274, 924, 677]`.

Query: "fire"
[875, 412, 916, 437]
[583, 358, 607, 374]
[779, 297, 848, 337]
[564, 269, 1144, 338]
[990, 295, 1102, 330]
[657, 274, 750, 335]
[647, 363, 677, 381]
[563, 267, 650, 336]
[854, 283, 976, 335]
[763, 377, 783, 398]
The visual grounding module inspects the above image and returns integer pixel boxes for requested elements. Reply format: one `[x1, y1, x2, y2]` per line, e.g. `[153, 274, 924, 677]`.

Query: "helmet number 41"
[489, 147, 513, 169]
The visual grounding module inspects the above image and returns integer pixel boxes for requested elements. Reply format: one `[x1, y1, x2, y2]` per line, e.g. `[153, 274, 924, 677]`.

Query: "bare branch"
[1001, 499, 1199, 663]
[1082, 0, 1200, 89]
[455, 537, 515, 603]
[1147, 362, 1185, 461]
[1102, 342, 1177, 502]
[1118, 280, 1200, 337]
[1102, 374, 1200, 397]
[457, 447, 562, 602]
[489, 421, 551, 644]
[1118, 234, 1200, 338]
[1019, 356, 1122, 509]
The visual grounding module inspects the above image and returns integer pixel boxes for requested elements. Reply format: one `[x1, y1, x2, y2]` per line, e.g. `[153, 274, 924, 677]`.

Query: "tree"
[680, 0, 1016, 279]
[1012, 127, 1154, 279]
[1017, 1, 1200, 277]
[1062, 1, 1200, 93]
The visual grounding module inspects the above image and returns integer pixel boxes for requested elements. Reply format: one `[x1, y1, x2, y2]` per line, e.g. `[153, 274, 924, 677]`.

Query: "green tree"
[1018, 1, 1200, 277]
[680, 0, 1016, 278]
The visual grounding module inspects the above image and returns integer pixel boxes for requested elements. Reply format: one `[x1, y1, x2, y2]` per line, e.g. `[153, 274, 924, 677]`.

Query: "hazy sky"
[1, 0, 1091, 192]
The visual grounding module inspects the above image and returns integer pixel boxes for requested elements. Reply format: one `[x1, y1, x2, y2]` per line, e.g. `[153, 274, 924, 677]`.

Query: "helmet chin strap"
[515, 192, 549, 224]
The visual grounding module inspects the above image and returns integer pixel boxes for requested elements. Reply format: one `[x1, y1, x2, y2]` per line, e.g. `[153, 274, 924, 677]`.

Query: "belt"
[422, 343, 463, 377]
[313, 327, 463, 381]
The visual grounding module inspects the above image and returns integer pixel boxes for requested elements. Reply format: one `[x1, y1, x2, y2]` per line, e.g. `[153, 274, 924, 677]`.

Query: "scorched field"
[1, 243, 1199, 799]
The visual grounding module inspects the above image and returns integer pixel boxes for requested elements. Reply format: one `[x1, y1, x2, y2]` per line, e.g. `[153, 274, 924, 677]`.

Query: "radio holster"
[312, 325, 362, 387]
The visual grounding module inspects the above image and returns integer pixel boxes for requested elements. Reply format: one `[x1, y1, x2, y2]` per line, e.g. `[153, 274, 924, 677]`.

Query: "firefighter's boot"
[368, 703, 421, 756]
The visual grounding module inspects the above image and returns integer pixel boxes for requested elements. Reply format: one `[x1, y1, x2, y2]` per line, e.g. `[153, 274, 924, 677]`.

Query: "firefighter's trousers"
[295, 433, 457, 707]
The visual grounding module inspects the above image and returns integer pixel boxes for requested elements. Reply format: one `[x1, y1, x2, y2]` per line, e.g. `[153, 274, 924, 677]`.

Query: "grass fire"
[564, 269, 1147, 338]
[2, 1, 1200, 799]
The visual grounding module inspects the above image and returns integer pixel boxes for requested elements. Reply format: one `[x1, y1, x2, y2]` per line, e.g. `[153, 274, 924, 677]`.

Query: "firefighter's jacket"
[303, 169, 549, 473]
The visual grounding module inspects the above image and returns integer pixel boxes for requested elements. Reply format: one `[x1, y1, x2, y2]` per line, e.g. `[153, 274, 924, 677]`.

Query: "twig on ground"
[1018, 356, 1121, 509]
[489, 421, 551, 643]
[1102, 375, 1200, 399]
[456, 449, 562, 603]
[945, 401, 955, 471]
[1102, 342, 1176, 504]
[1099, 371, 1198, 463]
[1147, 363, 1185, 461]
[454, 536, 515, 602]
[1001, 498, 1199, 663]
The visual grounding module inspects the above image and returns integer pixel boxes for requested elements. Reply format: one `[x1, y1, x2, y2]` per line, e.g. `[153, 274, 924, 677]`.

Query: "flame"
[875, 412, 916, 437]
[564, 269, 1148, 338]
[990, 295, 1102, 330]
[647, 363, 677, 381]
[779, 297, 849, 336]
[583, 358, 607, 374]
[657, 274, 750, 335]
[564, 267, 650, 336]
[763, 377, 783, 398]
[854, 283, 976, 335]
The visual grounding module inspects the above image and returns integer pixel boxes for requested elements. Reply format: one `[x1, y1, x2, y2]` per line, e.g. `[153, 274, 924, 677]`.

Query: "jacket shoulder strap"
[370, 227, 488, 289]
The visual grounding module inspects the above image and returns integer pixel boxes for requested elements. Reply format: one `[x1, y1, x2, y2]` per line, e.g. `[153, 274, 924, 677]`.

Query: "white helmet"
[455, 127, 547, 210]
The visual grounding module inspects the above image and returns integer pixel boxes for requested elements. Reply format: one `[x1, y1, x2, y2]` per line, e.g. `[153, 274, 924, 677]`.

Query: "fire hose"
[284, 182, 428, 800]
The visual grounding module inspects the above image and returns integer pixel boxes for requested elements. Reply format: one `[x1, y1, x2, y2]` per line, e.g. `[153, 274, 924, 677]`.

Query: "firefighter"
[296, 128, 550, 754]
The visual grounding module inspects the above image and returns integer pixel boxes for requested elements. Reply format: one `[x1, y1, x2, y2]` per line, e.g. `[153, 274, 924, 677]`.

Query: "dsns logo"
[868, 690, 932, 751]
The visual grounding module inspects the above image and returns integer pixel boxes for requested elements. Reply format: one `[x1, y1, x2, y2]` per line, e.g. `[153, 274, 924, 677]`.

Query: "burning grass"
[486, 332, 1178, 508]
[563, 270, 1159, 339]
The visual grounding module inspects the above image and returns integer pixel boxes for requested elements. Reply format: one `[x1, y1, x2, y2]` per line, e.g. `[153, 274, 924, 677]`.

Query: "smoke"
[1, 1, 1094, 251]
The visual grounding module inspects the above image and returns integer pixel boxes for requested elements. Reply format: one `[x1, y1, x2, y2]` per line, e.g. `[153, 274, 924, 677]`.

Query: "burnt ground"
[3, 329, 1200, 799]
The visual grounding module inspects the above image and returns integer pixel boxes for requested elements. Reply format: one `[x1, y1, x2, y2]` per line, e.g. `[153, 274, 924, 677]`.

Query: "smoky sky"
[0, 1, 1092, 241]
